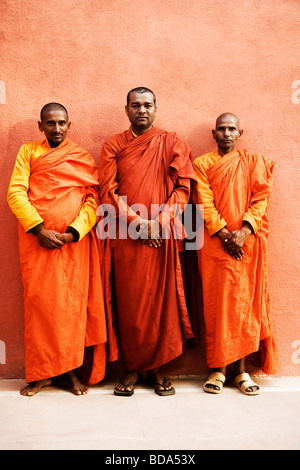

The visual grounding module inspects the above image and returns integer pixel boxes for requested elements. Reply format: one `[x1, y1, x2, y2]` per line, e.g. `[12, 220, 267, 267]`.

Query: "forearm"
[68, 195, 98, 241]
[7, 161, 44, 232]
[156, 177, 190, 229]
[243, 199, 268, 234]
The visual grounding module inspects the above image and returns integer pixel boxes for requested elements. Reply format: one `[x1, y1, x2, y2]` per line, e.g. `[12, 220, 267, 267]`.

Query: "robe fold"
[99, 127, 196, 372]
[9, 138, 117, 383]
[193, 149, 278, 374]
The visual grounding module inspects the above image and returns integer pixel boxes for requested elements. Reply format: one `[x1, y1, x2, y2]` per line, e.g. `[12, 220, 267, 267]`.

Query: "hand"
[217, 227, 234, 247]
[35, 228, 65, 250]
[139, 219, 162, 248]
[221, 223, 253, 260]
[55, 232, 74, 244]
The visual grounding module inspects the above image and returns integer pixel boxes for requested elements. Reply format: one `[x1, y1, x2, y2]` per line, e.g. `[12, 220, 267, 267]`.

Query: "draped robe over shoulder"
[99, 127, 196, 372]
[10, 138, 117, 383]
[193, 149, 278, 374]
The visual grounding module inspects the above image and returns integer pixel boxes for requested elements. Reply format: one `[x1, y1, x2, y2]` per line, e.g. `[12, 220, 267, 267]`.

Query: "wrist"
[29, 223, 44, 236]
[66, 226, 79, 242]
[242, 222, 253, 235]
[217, 227, 228, 239]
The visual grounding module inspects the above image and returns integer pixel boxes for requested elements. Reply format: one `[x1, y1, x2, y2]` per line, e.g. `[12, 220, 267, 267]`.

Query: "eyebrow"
[46, 119, 67, 123]
[131, 101, 153, 105]
[217, 124, 237, 129]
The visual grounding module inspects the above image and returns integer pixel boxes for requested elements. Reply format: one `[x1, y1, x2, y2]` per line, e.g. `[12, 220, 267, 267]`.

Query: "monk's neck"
[47, 137, 68, 148]
[131, 125, 153, 137]
[218, 146, 237, 157]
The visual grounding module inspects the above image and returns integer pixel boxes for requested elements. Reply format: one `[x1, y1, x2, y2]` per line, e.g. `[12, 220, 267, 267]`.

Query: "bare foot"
[20, 378, 52, 396]
[60, 371, 88, 395]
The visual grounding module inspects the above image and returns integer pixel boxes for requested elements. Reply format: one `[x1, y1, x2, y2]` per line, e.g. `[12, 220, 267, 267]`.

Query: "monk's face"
[212, 114, 243, 156]
[125, 91, 157, 135]
[38, 108, 71, 148]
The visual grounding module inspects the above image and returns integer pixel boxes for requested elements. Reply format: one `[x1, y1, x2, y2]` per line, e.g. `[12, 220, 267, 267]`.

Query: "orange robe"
[7, 137, 117, 383]
[99, 127, 196, 372]
[193, 149, 278, 374]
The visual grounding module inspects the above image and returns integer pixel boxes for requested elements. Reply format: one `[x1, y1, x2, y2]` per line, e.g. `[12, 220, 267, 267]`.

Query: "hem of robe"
[25, 342, 117, 385]
[25, 348, 85, 383]
[125, 346, 184, 374]
[205, 331, 278, 375]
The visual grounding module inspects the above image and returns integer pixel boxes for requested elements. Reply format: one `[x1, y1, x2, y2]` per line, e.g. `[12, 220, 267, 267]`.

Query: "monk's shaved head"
[215, 112, 240, 129]
[127, 87, 156, 106]
[40, 102, 68, 121]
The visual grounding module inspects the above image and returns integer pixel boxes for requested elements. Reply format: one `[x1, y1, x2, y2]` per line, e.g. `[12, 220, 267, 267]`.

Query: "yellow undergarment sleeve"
[7, 139, 97, 240]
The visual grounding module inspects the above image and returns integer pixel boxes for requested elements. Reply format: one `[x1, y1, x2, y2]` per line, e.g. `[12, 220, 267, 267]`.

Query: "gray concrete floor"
[0, 377, 300, 450]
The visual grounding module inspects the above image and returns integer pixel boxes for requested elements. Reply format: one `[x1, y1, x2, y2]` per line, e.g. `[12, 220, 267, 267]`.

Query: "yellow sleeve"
[192, 155, 227, 236]
[7, 144, 44, 232]
[242, 153, 273, 233]
[242, 199, 268, 233]
[68, 194, 98, 241]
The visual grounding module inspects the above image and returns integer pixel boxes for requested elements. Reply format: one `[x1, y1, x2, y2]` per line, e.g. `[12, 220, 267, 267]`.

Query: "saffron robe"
[192, 149, 278, 374]
[7, 138, 117, 383]
[99, 127, 195, 372]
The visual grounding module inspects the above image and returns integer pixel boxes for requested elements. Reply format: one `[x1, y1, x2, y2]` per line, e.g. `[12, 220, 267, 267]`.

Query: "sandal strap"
[207, 372, 226, 384]
[234, 372, 252, 384]
[153, 377, 171, 390]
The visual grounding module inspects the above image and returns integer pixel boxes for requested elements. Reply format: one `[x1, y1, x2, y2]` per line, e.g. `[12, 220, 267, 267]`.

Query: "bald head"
[40, 102, 68, 122]
[212, 113, 243, 156]
[215, 112, 240, 129]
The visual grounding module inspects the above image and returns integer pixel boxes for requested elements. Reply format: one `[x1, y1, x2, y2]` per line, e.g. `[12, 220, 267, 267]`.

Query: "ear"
[238, 129, 243, 138]
[67, 121, 71, 130]
[125, 105, 129, 117]
[38, 121, 43, 132]
[212, 129, 216, 140]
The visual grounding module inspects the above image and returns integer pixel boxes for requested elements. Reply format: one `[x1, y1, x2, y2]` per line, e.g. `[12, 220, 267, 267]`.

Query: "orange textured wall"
[0, 0, 299, 378]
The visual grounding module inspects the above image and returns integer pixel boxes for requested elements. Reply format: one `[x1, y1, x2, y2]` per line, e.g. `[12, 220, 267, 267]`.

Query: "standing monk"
[98, 87, 196, 396]
[192, 113, 278, 395]
[7, 103, 116, 396]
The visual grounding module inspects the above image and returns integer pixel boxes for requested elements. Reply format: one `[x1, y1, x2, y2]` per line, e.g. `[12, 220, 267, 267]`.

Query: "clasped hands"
[138, 219, 162, 248]
[35, 227, 74, 250]
[217, 223, 253, 260]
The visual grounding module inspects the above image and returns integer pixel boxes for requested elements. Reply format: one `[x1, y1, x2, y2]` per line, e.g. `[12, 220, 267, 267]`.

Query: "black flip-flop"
[153, 377, 175, 396]
[114, 380, 135, 396]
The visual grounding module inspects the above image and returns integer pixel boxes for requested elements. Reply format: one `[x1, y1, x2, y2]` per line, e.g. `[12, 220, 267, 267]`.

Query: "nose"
[138, 105, 147, 114]
[54, 123, 60, 132]
[223, 128, 230, 136]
